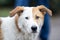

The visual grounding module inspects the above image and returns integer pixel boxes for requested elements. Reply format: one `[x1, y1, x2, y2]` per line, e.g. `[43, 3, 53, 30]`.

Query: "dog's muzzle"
[31, 26, 37, 33]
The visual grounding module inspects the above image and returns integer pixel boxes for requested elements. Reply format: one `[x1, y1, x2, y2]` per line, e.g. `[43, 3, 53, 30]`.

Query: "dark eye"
[25, 17, 29, 19]
[36, 16, 40, 19]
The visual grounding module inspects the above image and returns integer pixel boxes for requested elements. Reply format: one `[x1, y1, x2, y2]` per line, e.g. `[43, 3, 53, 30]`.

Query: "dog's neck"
[17, 32, 39, 40]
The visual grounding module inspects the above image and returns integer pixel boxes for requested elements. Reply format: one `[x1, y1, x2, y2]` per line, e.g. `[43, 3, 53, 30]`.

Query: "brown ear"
[37, 5, 52, 16]
[10, 6, 24, 17]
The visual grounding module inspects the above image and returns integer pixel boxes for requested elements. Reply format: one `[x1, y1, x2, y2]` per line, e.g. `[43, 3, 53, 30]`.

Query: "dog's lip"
[31, 31, 37, 33]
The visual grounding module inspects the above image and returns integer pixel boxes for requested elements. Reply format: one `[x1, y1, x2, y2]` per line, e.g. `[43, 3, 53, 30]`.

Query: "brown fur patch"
[15, 15, 21, 32]
[32, 5, 52, 25]
[10, 6, 24, 17]
[37, 5, 52, 16]
[32, 7, 44, 25]
[0, 19, 3, 40]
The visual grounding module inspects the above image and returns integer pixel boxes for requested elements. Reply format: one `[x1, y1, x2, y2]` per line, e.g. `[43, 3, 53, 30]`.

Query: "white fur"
[0, 7, 44, 40]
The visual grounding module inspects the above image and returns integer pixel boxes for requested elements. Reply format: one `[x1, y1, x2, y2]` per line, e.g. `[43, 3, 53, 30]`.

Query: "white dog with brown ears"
[0, 5, 52, 40]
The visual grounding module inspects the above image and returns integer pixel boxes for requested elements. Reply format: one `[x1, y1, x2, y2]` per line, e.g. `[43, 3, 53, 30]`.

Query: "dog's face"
[10, 5, 52, 34]
[17, 7, 44, 34]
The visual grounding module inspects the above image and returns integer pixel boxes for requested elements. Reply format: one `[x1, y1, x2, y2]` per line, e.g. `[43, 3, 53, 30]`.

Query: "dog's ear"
[10, 6, 24, 17]
[37, 5, 52, 16]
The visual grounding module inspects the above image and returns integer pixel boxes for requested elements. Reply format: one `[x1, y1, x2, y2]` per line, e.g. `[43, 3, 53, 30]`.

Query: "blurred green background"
[0, 0, 60, 17]
[0, 0, 14, 17]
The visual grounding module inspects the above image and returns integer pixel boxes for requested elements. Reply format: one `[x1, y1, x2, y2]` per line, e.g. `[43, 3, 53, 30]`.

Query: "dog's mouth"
[32, 31, 37, 33]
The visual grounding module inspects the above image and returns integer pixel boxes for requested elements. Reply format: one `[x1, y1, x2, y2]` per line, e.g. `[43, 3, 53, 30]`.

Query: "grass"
[0, 7, 12, 17]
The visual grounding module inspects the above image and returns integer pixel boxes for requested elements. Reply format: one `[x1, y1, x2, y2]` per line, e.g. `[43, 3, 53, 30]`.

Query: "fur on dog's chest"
[17, 33, 38, 40]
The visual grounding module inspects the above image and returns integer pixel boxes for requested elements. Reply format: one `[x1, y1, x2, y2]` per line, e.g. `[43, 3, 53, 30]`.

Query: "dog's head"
[10, 5, 52, 34]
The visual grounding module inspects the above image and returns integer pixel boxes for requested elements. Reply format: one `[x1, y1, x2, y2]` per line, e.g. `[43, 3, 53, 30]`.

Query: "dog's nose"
[31, 26, 37, 32]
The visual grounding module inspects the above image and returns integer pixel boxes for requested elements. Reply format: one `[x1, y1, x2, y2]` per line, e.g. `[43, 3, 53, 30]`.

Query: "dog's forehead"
[24, 7, 33, 9]
[23, 7, 43, 18]
[24, 7, 33, 12]
[22, 7, 33, 16]
[23, 7, 37, 15]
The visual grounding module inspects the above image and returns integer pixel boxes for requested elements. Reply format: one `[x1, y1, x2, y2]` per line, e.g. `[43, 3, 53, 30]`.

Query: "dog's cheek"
[22, 20, 30, 33]
[25, 22, 32, 33]
[36, 19, 44, 32]
[36, 19, 41, 25]
[35, 18, 43, 26]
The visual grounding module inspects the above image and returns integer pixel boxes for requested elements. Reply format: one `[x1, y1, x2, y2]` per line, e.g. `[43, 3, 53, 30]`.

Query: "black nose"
[31, 26, 37, 32]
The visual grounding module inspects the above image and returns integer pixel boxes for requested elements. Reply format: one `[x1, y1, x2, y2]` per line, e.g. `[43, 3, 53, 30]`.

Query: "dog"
[0, 5, 52, 40]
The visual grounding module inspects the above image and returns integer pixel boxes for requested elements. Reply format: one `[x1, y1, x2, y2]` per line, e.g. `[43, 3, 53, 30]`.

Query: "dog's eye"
[25, 17, 29, 19]
[36, 16, 40, 19]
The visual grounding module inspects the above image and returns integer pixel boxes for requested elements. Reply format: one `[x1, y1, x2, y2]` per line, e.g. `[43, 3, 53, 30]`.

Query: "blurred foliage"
[50, 0, 60, 15]
[0, 8, 12, 17]
[0, 0, 14, 7]
[0, 0, 10, 5]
